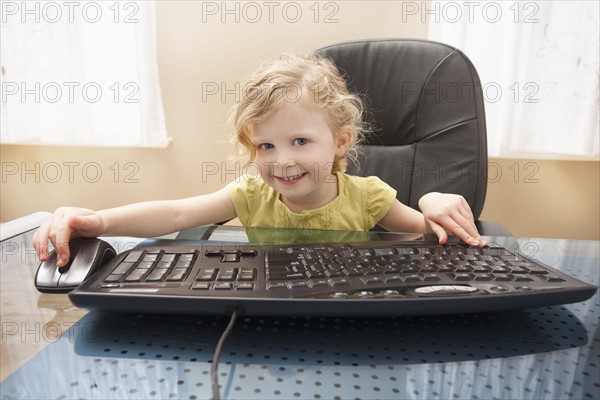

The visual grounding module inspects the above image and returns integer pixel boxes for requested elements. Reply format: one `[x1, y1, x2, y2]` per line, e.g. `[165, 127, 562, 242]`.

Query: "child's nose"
[275, 149, 296, 167]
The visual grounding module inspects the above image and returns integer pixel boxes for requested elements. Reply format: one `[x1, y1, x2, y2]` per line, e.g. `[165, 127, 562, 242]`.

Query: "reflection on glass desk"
[1, 227, 599, 400]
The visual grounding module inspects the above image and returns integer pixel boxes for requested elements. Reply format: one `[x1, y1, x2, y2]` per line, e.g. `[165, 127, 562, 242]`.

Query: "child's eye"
[293, 138, 309, 146]
[258, 143, 274, 150]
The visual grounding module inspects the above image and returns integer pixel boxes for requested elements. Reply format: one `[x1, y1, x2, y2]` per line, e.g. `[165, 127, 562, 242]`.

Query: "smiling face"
[250, 102, 350, 212]
[228, 54, 367, 179]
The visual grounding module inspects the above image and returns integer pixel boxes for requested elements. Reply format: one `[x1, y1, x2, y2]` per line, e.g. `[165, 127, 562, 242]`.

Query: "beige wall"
[1, 1, 598, 241]
[481, 159, 599, 240]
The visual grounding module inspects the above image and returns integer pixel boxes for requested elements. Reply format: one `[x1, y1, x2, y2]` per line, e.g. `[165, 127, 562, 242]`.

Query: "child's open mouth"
[275, 172, 308, 185]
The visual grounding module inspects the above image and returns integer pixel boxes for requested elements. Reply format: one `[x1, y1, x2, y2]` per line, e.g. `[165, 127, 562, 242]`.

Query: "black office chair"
[315, 39, 511, 236]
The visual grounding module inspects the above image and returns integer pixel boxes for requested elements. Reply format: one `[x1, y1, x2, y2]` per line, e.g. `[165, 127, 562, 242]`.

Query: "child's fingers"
[33, 208, 100, 266]
[420, 193, 486, 247]
[47, 210, 72, 267]
[32, 220, 51, 262]
[454, 210, 480, 241]
[458, 197, 476, 224]
[435, 212, 480, 246]
[54, 222, 74, 267]
[426, 219, 448, 245]
[449, 199, 485, 246]
[457, 199, 487, 246]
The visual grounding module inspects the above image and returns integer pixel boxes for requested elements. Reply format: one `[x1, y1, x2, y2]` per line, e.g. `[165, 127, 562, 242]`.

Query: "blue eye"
[258, 143, 274, 150]
[293, 138, 309, 146]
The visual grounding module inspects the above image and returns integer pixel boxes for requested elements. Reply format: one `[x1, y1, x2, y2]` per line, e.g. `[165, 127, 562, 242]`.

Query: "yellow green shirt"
[226, 172, 397, 232]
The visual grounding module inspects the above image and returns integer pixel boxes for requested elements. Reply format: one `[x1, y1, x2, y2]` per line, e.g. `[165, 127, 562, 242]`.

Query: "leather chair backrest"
[315, 39, 488, 220]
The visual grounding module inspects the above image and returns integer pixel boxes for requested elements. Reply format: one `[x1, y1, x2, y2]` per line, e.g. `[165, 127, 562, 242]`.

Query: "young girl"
[33, 53, 485, 267]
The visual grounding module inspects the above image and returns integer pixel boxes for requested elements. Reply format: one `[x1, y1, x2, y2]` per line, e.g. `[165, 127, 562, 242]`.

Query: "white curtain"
[1, 1, 170, 147]
[428, 1, 599, 159]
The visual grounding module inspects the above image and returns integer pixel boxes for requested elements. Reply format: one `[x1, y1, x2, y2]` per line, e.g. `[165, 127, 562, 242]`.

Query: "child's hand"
[418, 192, 486, 247]
[32, 207, 106, 267]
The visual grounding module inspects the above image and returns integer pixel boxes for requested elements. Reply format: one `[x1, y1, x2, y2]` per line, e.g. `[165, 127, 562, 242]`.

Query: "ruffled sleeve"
[366, 176, 397, 228]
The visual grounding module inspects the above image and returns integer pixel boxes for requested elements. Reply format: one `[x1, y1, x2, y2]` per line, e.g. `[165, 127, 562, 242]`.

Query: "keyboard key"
[286, 281, 308, 288]
[113, 262, 135, 275]
[360, 276, 384, 284]
[269, 271, 305, 280]
[365, 266, 383, 275]
[420, 264, 438, 273]
[143, 253, 159, 262]
[221, 252, 239, 263]
[527, 266, 549, 274]
[167, 268, 189, 281]
[178, 253, 195, 262]
[136, 261, 154, 270]
[328, 278, 350, 287]
[161, 254, 177, 262]
[104, 274, 122, 283]
[196, 268, 216, 281]
[217, 267, 237, 281]
[191, 282, 210, 290]
[385, 274, 403, 283]
[238, 268, 256, 281]
[175, 260, 191, 269]
[124, 251, 144, 263]
[404, 274, 423, 282]
[514, 275, 533, 282]
[266, 282, 287, 289]
[400, 265, 420, 273]
[325, 269, 344, 278]
[146, 269, 169, 281]
[241, 249, 258, 258]
[267, 272, 288, 280]
[154, 261, 173, 269]
[125, 270, 147, 282]
[472, 265, 491, 273]
[494, 274, 514, 281]
[236, 282, 255, 290]
[213, 282, 233, 290]
[373, 248, 397, 256]
[356, 249, 373, 257]
[343, 266, 363, 276]
[306, 270, 327, 278]
[500, 254, 521, 262]
[455, 266, 473, 273]
[309, 279, 330, 287]
[437, 265, 454, 273]
[489, 265, 511, 273]
[450, 273, 472, 281]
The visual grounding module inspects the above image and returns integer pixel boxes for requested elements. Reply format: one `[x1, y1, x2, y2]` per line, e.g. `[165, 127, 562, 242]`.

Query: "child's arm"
[33, 187, 236, 267]
[377, 192, 485, 246]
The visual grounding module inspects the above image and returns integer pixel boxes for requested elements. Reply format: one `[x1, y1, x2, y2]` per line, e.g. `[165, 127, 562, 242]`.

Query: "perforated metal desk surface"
[1, 227, 599, 400]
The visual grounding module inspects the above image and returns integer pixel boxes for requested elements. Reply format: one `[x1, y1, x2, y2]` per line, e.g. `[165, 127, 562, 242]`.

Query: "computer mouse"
[35, 237, 116, 293]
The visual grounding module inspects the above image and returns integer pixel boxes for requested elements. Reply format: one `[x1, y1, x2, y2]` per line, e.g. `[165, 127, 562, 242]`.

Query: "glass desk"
[1, 226, 598, 399]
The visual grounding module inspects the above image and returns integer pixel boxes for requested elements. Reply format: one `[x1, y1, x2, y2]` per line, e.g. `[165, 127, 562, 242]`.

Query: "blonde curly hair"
[227, 53, 368, 174]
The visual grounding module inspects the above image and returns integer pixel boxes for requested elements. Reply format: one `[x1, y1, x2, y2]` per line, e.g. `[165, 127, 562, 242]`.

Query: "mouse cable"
[211, 309, 238, 400]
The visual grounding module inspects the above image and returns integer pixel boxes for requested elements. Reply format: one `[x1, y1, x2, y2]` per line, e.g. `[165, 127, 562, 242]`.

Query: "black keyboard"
[69, 239, 598, 316]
